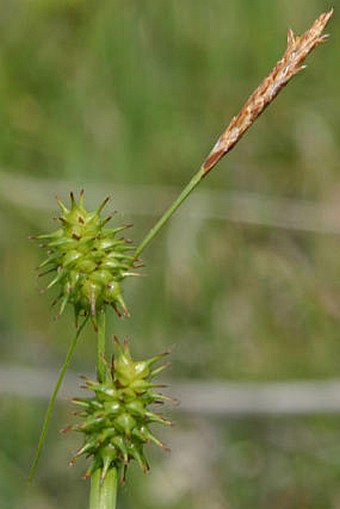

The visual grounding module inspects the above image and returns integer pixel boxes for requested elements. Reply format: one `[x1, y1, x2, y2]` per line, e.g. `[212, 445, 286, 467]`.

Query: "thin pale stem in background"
[28, 316, 89, 482]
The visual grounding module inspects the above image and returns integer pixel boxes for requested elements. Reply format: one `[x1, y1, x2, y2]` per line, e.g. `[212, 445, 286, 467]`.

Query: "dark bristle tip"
[60, 425, 71, 434]
[134, 263, 145, 269]
[101, 215, 112, 226]
[112, 305, 122, 318]
[160, 349, 171, 357]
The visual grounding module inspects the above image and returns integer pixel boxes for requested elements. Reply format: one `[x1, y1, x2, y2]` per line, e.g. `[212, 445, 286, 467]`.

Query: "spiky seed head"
[68, 338, 172, 481]
[34, 192, 138, 324]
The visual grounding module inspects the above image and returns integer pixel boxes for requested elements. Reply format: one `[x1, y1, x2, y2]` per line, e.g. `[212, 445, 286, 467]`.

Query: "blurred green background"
[1, 0, 340, 508]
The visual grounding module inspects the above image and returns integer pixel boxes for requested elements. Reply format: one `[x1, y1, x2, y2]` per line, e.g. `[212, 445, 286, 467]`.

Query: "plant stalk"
[97, 310, 107, 383]
[90, 311, 118, 509]
[90, 468, 118, 509]
[135, 166, 205, 258]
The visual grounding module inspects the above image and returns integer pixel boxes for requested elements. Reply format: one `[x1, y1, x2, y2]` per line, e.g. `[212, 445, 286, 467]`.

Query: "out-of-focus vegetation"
[1, 1, 340, 508]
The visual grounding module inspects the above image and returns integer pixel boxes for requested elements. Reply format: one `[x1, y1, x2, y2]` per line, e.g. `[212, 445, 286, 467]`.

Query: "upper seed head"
[35, 192, 138, 324]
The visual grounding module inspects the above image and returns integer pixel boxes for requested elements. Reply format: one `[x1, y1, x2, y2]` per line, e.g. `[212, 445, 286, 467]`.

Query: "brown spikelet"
[203, 9, 333, 175]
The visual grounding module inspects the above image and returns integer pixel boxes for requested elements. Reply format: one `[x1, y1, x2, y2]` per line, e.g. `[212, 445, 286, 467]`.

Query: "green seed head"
[68, 338, 172, 481]
[35, 191, 138, 323]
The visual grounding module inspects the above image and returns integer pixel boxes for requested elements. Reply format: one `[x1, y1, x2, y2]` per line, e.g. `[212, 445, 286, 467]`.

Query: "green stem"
[91, 310, 117, 508]
[90, 469, 101, 509]
[28, 316, 89, 482]
[90, 468, 118, 509]
[135, 166, 205, 258]
[97, 310, 107, 383]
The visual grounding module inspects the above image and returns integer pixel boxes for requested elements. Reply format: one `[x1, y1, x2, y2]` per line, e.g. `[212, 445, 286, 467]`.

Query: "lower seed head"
[69, 338, 171, 481]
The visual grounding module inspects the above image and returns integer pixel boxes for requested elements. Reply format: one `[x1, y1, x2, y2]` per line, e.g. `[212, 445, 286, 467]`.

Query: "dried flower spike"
[35, 191, 138, 323]
[67, 338, 172, 481]
[203, 9, 333, 174]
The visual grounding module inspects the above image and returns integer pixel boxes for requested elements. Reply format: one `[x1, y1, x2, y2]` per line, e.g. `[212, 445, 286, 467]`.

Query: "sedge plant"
[29, 10, 333, 509]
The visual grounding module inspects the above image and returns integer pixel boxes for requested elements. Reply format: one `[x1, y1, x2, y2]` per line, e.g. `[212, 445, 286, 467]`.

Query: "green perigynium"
[35, 191, 138, 323]
[68, 338, 172, 481]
